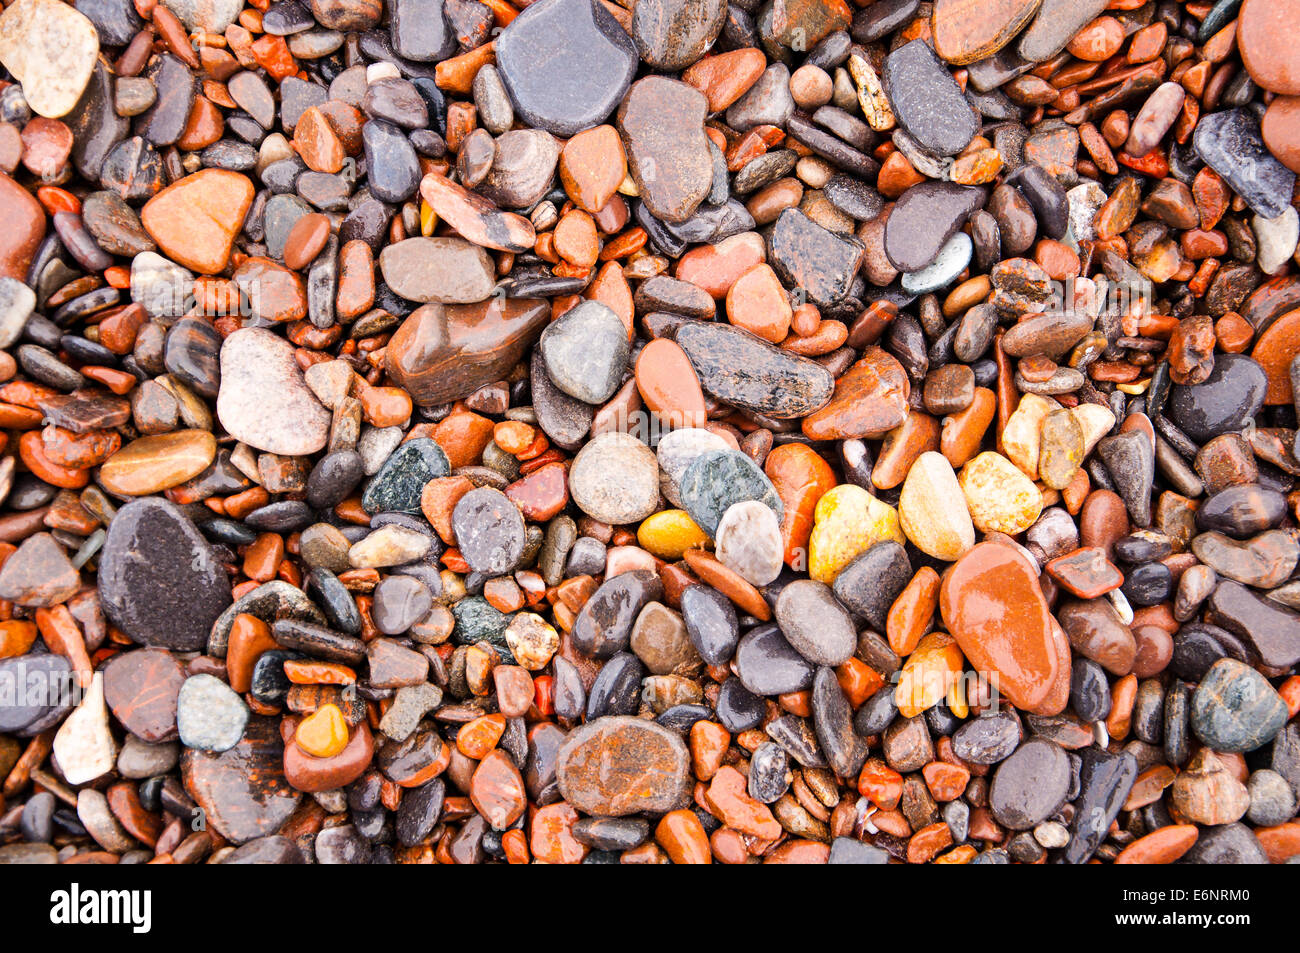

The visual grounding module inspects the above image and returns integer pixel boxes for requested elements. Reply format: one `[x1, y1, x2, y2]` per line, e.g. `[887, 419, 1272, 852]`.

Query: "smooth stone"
[452, 487, 525, 575]
[678, 449, 783, 538]
[217, 328, 330, 456]
[568, 432, 660, 525]
[939, 542, 1059, 711]
[386, 299, 550, 407]
[0, 0, 99, 119]
[494, 0, 638, 137]
[680, 583, 739, 666]
[884, 182, 986, 272]
[556, 716, 691, 816]
[1193, 109, 1297, 219]
[775, 579, 855, 666]
[176, 674, 249, 753]
[52, 673, 116, 785]
[1168, 353, 1268, 443]
[479, 129, 562, 209]
[379, 237, 494, 304]
[767, 208, 864, 307]
[1064, 747, 1137, 863]
[181, 716, 300, 844]
[572, 569, 663, 659]
[736, 623, 815, 696]
[989, 738, 1070, 830]
[831, 541, 911, 631]
[882, 39, 979, 156]
[539, 300, 630, 405]
[632, 0, 726, 71]
[1208, 581, 1300, 668]
[1018, 0, 1108, 61]
[617, 76, 713, 223]
[361, 438, 451, 515]
[102, 648, 186, 743]
[812, 665, 868, 777]
[0, 533, 80, 607]
[98, 499, 231, 651]
[1190, 658, 1288, 753]
[715, 500, 784, 586]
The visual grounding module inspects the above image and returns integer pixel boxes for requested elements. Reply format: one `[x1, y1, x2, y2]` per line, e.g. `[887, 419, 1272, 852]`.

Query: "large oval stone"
[217, 327, 330, 456]
[98, 498, 232, 652]
[939, 541, 1060, 711]
[495, 0, 637, 137]
[556, 715, 691, 816]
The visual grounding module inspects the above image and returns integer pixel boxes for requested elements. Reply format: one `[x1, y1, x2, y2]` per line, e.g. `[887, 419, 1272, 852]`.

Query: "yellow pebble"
[959, 451, 1043, 535]
[637, 509, 709, 560]
[295, 703, 348, 758]
[894, 632, 964, 719]
[806, 484, 904, 585]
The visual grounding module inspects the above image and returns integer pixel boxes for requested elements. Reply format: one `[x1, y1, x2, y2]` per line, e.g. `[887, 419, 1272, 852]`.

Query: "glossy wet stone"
[885, 182, 986, 272]
[940, 545, 1059, 714]
[572, 570, 663, 659]
[1193, 109, 1297, 220]
[182, 716, 300, 844]
[735, 623, 815, 696]
[217, 328, 330, 456]
[539, 301, 629, 405]
[678, 449, 782, 538]
[387, 299, 550, 407]
[617, 77, 713, 224]
[1167, 354, 1269, 443]
[556, 716, 691, 816]
[362, 438, 451, 515]
[1191, 658, 1288, 753]
[767, 208, 863, 307]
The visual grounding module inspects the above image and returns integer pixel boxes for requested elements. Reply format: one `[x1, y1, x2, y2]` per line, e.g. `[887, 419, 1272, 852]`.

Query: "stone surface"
[556, 716, 691, 816]
[98, 499, 231, 652]
[217, 328, 331, 456]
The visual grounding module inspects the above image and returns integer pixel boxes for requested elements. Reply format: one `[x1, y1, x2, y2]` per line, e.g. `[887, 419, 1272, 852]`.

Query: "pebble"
[1193, 109, 1297, 220]
[714, 500, 783, 587]
[140, 169, 254, 274]
[556, 716, 691, 816]
[98, 499, 231, 651]
[898, 451, 975, 561]
[883, 39, 979, 157]
[362, 438, 451, 515]
[217, 328, 331, 456]
[618, 77, 713, 223]
[940, 542, 1059, 711]
[0, 0, 99, 119]
[676, 321, 834, 419]
[775, 579, 855, 666]
[568, 432, 661, 525]
[679, 448, 782, 538]
[52, 673, 116, 785]
[885, 182, 986, 272]
[1190, 658, 1288, 753]
[176, 674, 249, 753]
[495, 0, 637, 137]
[1168, 353, 1268, 443]
[989, 738, 1070, 830]
[379, 237, 495, 304]
[539, 301, 630, 404]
